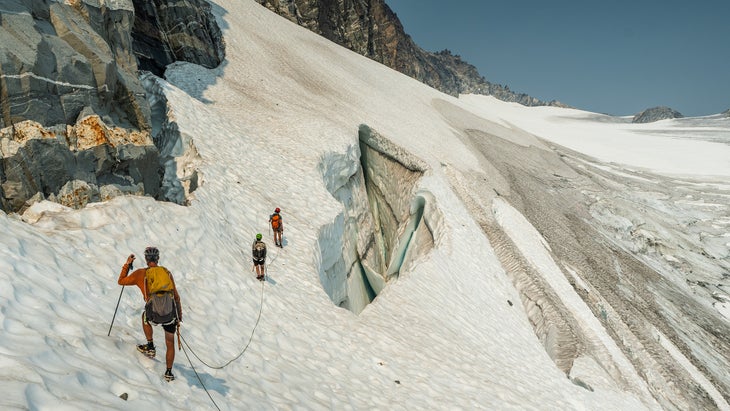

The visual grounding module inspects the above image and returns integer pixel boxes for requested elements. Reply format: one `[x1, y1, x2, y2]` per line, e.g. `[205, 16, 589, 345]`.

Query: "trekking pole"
[177, 323, 182, 350]
[108, 287, 124, 336]
[108, 261, 132, 336]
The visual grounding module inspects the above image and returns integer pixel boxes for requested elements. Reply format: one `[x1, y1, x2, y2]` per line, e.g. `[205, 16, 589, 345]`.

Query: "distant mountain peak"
[255, 0, 566, 108]
[632, 106, 684, 123]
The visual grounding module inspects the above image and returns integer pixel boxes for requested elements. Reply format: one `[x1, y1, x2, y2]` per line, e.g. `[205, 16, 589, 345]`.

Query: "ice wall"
[141, 73, 201, 205]
[317, 125, 438, 314]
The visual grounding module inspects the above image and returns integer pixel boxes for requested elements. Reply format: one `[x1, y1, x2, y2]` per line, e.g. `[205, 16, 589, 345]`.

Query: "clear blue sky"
[386, 1, 730, 116]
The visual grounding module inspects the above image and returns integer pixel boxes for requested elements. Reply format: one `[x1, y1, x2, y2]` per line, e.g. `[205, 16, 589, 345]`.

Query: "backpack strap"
[143, 267, 149, 301]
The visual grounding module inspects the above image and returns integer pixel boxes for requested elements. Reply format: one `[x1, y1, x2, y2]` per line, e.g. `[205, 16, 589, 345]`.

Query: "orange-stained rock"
[0, 116, 153, 154]
[0, 120, 57, 146]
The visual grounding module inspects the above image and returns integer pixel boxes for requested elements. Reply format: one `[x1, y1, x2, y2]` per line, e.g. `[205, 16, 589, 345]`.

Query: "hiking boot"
[164, 369, 175, 382]
[257, 275, 264, 281]
[137, 343, 155, 357]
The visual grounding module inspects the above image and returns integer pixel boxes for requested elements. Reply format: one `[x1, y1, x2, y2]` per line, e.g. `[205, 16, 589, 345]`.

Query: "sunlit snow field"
[1, 1, 729, 409]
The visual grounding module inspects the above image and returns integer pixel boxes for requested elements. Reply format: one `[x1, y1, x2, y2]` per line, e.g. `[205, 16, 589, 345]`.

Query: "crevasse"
[316, 125, 439, 314]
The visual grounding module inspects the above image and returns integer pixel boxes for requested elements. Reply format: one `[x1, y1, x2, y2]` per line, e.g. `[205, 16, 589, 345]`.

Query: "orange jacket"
[118, 266, 147, 299]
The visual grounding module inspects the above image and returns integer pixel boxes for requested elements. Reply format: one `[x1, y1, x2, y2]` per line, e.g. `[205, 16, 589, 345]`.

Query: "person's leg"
[165, 330, 175, 369]
[137, 311, 156, 356]
[143, 313, 153, 341]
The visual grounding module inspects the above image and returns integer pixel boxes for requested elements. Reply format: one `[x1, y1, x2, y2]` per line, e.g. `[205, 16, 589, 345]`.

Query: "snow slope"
[1, 1, 729, 409]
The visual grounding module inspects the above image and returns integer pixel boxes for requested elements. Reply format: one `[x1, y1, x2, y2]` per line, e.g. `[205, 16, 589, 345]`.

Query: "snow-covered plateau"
[1, 1, 729, 410]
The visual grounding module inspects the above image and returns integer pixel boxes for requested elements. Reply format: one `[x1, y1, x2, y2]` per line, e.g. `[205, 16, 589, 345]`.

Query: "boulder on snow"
[632, 106, 684, 123]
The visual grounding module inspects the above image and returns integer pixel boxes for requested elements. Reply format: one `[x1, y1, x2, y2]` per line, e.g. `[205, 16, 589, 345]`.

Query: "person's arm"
[118, 254, 137, 285]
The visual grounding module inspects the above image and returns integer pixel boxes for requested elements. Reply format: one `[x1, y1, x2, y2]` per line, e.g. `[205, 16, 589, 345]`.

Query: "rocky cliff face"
[0, 0, 148, 131]
[0, 0, 223, 213]
[255, 0, 564, 107]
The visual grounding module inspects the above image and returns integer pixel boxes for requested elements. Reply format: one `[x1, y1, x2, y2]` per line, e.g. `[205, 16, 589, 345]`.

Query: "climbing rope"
[268, 245, 282, 265]
[180, 277, 265, 369]
[175, 241, 282, 409]
[180, 341, 221, 411]
[177, 276, 265, 411]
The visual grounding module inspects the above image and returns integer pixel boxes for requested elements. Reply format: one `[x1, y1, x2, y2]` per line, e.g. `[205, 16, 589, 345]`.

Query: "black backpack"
[145, 292, 177, 325]
[253, 241, 266, 260]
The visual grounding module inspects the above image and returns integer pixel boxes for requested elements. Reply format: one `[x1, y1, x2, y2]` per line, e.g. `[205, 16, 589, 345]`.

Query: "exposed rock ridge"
[255, 0, 566, 107]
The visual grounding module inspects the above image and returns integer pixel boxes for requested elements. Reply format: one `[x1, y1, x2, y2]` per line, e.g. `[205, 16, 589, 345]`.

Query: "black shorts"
[143, 311, 178, 333]
[253, 259, 265, 266]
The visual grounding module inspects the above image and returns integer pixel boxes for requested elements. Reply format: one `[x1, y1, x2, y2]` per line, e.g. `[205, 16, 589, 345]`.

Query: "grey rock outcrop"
[255, 0, 566, 107]
[131, 0, 225, 77]
[0, 117, 159, 213]
[632, 106, 684, 123]
[0, 0, 222, 213]
[1, 0, 225, 130]
[0, 0, 149, 131]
